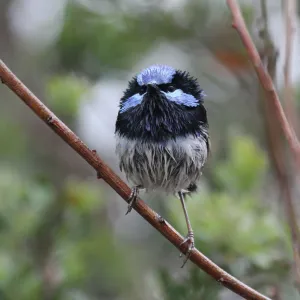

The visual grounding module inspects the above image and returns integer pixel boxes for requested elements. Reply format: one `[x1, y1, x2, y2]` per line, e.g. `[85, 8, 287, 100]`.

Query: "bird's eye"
[139, 86, 146, 95]
[167, 85, 176, 92]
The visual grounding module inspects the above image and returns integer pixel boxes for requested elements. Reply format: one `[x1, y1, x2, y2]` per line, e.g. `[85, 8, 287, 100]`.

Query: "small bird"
[115, 65, 209, 266]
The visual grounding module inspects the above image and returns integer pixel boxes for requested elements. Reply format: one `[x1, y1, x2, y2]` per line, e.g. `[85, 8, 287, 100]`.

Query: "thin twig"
[283, 0, 298, 130]
[260, 0, 300, 290]
[230, 0, 300, 292]
[259, 0, 300, 287]
[226, 0, 300, 167]
[0, 59, 271, 300]
[261, 86, 300, 292]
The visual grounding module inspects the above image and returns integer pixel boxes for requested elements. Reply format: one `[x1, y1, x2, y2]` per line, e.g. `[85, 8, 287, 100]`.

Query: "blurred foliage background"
[1, 0, 300, 299]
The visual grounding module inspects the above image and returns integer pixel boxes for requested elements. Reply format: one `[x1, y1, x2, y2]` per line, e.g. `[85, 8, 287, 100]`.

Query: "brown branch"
[230, 0, 300, 292]
[0, 59, 271, 300]
[226, 0, 300, 167]
[283, 0, 298, 130]
[259, 50, 300, 294]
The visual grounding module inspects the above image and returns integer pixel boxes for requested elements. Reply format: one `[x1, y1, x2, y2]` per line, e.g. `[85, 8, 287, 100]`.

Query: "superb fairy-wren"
[115, 65, 209, 266]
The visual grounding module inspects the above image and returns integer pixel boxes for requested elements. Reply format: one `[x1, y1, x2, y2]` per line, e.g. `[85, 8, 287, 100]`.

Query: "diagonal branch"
[259, 0, 300, 291]
[226, 0, 300, 166]
[0, 59, 271, 300]
[228, 0, 300, 292]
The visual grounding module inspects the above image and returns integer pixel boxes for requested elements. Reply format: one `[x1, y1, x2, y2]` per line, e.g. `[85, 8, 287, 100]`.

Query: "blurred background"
[1, 0, 300, 299]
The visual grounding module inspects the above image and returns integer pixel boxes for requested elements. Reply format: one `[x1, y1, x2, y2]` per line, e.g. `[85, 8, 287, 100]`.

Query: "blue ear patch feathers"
[137, 65, 176, 86]
[120, 93, 144, 113]
[162, 89, 199, 107]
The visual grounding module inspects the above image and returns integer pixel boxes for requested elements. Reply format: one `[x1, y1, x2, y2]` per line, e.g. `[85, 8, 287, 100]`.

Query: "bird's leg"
[178, 191, 195, 268]
[125, 185, 142, 215]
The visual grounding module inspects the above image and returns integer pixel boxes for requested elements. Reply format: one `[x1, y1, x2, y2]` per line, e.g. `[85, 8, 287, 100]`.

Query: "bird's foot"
[125, 186, 139, 215]
[179, 231, 195, 268]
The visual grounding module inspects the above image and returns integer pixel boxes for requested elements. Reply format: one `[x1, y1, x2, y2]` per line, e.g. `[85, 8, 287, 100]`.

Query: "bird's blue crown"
[137, 65, 176, 86]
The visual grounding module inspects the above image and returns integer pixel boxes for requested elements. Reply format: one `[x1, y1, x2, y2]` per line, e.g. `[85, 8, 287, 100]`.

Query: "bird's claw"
[125, 186, 139, 215]
[179, 233, 195, 268]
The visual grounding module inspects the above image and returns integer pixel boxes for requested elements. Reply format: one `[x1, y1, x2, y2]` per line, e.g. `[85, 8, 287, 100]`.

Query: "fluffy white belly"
[116, 134, 208, 193]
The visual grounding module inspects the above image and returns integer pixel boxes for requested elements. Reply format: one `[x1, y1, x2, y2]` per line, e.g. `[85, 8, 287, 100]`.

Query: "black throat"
[115, 92, 208, 143]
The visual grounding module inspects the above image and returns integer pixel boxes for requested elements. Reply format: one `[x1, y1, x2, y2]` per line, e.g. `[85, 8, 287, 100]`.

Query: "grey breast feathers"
[115, 134, 208, 193]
